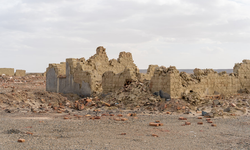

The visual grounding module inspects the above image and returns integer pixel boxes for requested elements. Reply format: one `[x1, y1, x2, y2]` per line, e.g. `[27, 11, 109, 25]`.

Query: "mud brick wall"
[150, 60, 250, 98]
[46, 46, 144, 96]
[168, 72, 241, 98]
[102, 68, 138, 93]
[0, 68, 14, 76]
[46, 45, 250, 98]
[15, 70, 26, 76]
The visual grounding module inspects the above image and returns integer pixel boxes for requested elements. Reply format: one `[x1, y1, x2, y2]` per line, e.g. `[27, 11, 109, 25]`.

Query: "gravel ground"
[0, 111, 250, 150]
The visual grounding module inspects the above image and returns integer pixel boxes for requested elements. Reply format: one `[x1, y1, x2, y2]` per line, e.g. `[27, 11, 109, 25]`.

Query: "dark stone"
[153, 92, 159, 96]
[204, 112, 214, 118]
[5, 109, 14, 113]
[202, 111, 208, 116]
[159, 90, 171, 101]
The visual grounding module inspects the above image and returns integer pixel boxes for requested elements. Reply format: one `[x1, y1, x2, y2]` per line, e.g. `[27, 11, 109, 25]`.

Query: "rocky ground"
[0, 75, 250, 149]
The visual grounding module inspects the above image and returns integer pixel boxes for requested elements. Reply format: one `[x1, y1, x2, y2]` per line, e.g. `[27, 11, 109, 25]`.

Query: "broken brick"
[121, 118, 128, 121]
[149, 122, 159, 126]
[151, 134, 159, 137]
[26, 132, 33, 135]
[179, 117, 187, 120]
[18, 139, 25, 142]
[117, 114, 123, 117]
[197, 122, 203, 125]
[95, 116, 101, 119]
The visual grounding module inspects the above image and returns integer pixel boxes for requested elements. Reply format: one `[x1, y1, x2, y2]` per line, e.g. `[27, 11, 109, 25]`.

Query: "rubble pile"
[181, 91, 208, 106]
[99, 80, 165, 111]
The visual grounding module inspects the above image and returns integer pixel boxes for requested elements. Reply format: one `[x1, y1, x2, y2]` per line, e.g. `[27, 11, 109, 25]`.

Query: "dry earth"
[0, 75, 250, 150]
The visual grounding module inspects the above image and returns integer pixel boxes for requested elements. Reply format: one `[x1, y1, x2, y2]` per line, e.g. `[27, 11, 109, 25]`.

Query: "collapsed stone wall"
[0, 68, 15, 76]
[46, 46, 250, 99]
[46, 46, 155, 96]
[15, 70, 26, 76]
[0, 68, 27, 76]
[150, 60, 250, 98]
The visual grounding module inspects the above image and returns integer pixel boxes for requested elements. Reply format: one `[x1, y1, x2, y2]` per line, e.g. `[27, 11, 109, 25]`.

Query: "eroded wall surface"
[15, 70, 26, 76]
[0, 68, 14, 76]
[46, 46, 250, 98]
[150, 60, 250, 98]
[46, 46, 154, 96]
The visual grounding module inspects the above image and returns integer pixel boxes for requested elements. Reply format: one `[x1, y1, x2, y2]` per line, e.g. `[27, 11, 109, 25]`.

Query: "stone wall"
[15, 70, 26, 76]
[46, 46, 146, 96]
[46, 46, 250, 98]
[150, 60, 250, 98]
[0, 68, 14, 76]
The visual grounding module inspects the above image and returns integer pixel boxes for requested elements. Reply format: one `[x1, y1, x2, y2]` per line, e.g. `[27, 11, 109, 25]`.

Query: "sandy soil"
[0, 112, 250, 150]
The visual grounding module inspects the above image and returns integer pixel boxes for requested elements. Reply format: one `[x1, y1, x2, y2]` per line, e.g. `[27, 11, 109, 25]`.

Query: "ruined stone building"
[0, 68, 26, 76]
[46, 46, 250, 98]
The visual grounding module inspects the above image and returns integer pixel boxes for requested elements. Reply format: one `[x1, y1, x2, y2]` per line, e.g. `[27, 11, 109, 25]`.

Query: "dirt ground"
[0, 75, 250, 150]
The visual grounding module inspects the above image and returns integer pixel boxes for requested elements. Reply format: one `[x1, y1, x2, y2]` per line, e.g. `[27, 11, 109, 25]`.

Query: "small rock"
[202, 111, 207, 116]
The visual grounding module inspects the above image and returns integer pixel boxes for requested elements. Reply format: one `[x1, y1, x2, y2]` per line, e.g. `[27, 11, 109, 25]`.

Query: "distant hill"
[139, 69, 233, 74]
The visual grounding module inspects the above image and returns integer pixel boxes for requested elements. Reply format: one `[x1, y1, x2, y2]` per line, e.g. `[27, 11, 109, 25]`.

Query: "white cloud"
[0, 0, 250, 71]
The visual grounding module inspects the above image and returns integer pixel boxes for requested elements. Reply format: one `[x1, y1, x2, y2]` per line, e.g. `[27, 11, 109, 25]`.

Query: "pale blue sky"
[1, 0, 250, 72]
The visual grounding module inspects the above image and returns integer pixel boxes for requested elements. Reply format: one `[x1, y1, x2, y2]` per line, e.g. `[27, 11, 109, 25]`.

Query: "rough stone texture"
[46, 46, 250, 99]
[150, 60, 250, 98]
[0, 68, 14, 76]
[46, 46, 146, 96]
[15, 70, 26, 76]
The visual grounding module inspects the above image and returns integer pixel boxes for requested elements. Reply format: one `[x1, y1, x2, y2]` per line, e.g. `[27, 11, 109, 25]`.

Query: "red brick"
[117, 114, 123, 117]
[95, 116, 101, 119]
[121, 133, 126, 135]
[211, 124, 217, 127]
[121, 118, 128, 121]
[197, 122, 203, 125]
[179, 117, 187, 120]
[26, 132, 33, 135]
[207, 121, 213, 123]
[197, 117, 202, 119]
[151, 134, 159, 137]
[18, 139, 25, 142]
[149, 122, 159, 126]
[185, 122, 191, 125]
